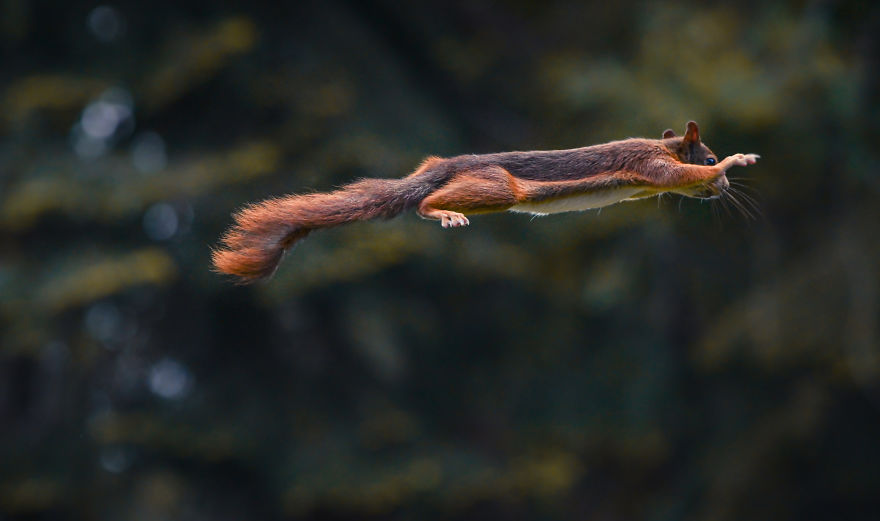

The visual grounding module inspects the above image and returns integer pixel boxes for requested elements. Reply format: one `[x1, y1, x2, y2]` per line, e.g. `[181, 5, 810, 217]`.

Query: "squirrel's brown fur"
[213, 121, 759, 283]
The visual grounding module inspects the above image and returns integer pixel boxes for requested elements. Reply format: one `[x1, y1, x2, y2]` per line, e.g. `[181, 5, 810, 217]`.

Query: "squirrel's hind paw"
[440, 211, 470, 228]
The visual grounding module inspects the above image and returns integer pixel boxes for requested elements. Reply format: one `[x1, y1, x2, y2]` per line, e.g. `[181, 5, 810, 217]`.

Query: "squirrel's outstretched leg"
[665, 153, 760, 188]
[417, 167, 522, 228]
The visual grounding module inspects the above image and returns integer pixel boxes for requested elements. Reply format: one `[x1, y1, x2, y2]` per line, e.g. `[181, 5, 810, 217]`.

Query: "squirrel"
[213, 121, 759, 283]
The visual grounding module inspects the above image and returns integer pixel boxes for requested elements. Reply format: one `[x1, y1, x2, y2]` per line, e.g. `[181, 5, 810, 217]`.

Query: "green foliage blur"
[2, 1, 879, 519]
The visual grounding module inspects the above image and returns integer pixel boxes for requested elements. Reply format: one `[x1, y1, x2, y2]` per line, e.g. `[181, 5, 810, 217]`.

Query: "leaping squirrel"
[213, 121, 759, 283]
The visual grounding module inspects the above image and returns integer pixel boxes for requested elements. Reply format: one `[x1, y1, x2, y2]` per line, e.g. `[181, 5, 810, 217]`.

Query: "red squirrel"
[213, 121, 758, 283]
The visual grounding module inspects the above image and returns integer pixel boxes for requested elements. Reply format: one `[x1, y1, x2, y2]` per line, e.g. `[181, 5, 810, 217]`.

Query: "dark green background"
[2, 1, 880, 519]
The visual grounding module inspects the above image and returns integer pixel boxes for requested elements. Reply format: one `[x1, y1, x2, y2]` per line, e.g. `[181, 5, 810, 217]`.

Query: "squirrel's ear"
[683, 121, 700, 144]
[662, 129, 676, 139]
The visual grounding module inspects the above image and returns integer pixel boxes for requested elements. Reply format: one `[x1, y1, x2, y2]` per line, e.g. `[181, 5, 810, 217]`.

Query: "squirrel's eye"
[705, 158, 717, 166]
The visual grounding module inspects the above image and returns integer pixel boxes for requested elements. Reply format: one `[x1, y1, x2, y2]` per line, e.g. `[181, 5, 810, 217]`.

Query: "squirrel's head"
[662, 121, 718, 166]
[662, 121, 727, 199]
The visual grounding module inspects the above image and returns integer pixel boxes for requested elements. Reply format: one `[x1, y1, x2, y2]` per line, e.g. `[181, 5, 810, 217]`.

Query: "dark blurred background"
[2, 0, 880, 519]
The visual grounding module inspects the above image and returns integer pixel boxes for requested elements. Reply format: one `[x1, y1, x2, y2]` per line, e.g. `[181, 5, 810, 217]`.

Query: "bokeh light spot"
[99, 446, 130, 473]
[143, 203, 178, 241]
[148, 358, 192, 399]
[71, 87, 134, 159]
[131, 131, 168, 173]
[85, 302, 122, 345]
[88, 6, 125, 43]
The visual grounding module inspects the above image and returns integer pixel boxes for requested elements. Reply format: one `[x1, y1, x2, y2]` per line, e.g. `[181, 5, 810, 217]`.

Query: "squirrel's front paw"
[741, 153, 760, 165]
[720, 153, 760, 169]
[726, 153, 760, 167]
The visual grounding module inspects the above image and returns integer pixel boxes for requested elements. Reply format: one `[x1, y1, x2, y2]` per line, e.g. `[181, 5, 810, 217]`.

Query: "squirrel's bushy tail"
[212, 170, 443, 283]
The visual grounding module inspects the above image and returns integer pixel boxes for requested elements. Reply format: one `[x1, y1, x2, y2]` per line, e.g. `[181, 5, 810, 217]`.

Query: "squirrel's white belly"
[509, 188, 641, 216]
